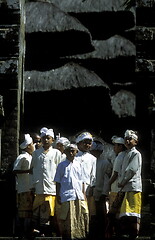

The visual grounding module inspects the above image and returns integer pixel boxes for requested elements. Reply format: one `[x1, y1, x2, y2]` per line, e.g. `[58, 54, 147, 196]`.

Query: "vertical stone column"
[0, 0, 25, 235]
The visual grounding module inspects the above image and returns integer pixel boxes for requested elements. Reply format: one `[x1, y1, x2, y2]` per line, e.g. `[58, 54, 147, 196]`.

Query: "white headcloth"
[20, 134, 33, 149]
[40, 127, 54, 138]
[76, 132, 93, 143]
[66, 143, 78, 151]
[124, 130, 138, 140]
[56, 137, 70, 148]
[111, 135, 125, 145]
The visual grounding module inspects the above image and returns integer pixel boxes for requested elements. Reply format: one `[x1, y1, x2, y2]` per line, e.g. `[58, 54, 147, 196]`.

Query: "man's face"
[78, 139, 92, 152]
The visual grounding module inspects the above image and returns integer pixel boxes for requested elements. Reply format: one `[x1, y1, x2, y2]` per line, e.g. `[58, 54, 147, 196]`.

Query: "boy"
[54, 144, 89, 240]
[118, 130, 142, 240]
[75, 132, 96, 239]
[13, 133, 34, 238]
[31, 127, 62, 236]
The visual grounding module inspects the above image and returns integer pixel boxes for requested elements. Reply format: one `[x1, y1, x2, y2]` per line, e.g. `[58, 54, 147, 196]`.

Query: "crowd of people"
[13, 127, 142, 240]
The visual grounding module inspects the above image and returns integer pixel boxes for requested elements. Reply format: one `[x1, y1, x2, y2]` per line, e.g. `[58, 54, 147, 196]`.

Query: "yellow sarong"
[33, 194, 56, 216]
[119, 192, 141, 218]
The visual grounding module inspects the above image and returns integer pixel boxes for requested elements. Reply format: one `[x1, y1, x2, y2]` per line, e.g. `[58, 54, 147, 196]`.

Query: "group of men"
[13, 127, 142, 240]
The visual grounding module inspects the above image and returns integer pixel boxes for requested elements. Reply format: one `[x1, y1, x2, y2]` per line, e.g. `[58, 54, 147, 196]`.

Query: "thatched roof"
[48, 0, 129, 12]
[61, 35, 136, 60]
[24, 63, 109, 92]
[25, 1, 92, 34]
[25, 1, 94, 58]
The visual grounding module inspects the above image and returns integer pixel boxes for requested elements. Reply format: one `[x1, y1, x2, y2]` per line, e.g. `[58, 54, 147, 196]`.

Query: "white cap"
[40, 127, 54, 138]
[56, 137, 70, 148]
[111, 136, 125, 145]
[20, 134, 33, 149]
[76, 132, 93, 143]
[124, 129, 138, 141]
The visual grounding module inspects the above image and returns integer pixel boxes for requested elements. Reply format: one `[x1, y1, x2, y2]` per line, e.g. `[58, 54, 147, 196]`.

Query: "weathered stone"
[0, 0, 20, 9]
[0, 59, 18, 74]
[0, 95, 4, 117]
[136, 58, 155, 72]
[137, 0, 155, 8]
[136, 26, 155, 40]
[0, 27, 19, 56]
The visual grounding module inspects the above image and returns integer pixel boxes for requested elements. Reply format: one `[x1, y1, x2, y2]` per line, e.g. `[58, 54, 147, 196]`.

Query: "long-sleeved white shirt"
[118, 147, 142, 192]
[54, 159, 84, 203]
[31, 146, 62, 195]
[75, 151, 97, 195]
[13, 151, 32, 193]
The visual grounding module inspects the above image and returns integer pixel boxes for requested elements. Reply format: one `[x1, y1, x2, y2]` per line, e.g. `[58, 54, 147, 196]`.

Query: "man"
[31, 127, 62, 237]
[13, 133, 35, 238]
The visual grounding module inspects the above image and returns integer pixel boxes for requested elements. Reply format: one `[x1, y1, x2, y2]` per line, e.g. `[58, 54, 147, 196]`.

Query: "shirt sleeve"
[54, 163, 62, 183]
[120, 152, 141, 185]
[13, 156, 29, 170]
[90, 157, 97, 187]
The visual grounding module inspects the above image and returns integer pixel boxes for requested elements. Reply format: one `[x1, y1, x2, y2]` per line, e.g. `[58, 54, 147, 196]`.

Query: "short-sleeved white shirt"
[54, 159, 84, 203]
[13, 151, 32, 193]
[75, 151, 97, 194]
[94, 155, 112, 200]
[118, 147, 142, 192]
[31, 146, 62, 195]
[111, 151, 126, 192]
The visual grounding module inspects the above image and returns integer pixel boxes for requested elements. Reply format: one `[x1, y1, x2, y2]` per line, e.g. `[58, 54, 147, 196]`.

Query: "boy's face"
[78, 139, 92, 152]
[56, 142, 65, 154]
[33, 136, 42, 149]
[41, 135, 54, 149]
[124, 137, 137, 149]
[27, 142, 35, 154]
[65, 147, 78, 161]
[113, 143, 124, 155]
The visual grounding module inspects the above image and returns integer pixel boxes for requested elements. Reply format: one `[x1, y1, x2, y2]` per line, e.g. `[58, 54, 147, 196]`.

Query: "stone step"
[0, 238, 62, 240]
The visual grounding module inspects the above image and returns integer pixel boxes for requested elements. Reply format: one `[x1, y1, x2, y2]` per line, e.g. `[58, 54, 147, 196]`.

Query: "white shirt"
[75, 151, 97, 195]
[61, 153, 67, 162]
[111, 151, 126, 192]
[118, 147, 142, 192]
[13, 151, 32, 193]
[54, 159, 84, 203]
[31, 146, 62, 195]
[94, 154, 112, 200]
